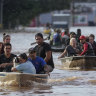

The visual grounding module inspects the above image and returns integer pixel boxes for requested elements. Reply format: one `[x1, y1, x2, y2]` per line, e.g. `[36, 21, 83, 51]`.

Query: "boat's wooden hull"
[60, 56, 96, 70]
[0, 72, 48, 87]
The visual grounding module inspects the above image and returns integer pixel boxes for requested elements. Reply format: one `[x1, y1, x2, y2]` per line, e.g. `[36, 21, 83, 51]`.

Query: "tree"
[3, 0, 71, 28]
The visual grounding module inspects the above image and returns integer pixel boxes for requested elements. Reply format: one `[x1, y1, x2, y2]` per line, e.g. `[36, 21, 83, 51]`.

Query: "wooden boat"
[60, 56, 96, 70]
[51, 44, 65, 52]
[0, 72, 48, 87]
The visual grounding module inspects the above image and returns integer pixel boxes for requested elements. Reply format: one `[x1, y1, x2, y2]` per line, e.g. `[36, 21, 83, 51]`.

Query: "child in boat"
[11, 53, 36, 74]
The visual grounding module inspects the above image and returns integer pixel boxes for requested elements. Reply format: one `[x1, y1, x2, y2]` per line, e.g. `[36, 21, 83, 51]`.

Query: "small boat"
[0, 72, 48, 87]
[60, 56, 96, 70]
[51, 44, 65, 52]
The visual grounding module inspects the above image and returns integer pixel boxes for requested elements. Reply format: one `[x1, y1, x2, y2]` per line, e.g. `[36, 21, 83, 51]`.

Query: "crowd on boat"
[0, 33, 54, 75]
[48, 28, 96, 58]
[0, 29, 96, 75]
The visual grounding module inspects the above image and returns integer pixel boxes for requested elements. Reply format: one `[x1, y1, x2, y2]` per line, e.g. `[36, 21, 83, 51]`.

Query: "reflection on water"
[0, 27, 96, 96]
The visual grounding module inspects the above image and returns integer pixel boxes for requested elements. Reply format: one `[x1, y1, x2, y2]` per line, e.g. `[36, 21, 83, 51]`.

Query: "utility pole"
[71, 0, 75, 26]
[0, 0, 3, 29]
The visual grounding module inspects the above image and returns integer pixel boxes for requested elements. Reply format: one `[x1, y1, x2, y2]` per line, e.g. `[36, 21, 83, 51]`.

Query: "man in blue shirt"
[11, 53, 36, 74]
[28, 48, 49, 74]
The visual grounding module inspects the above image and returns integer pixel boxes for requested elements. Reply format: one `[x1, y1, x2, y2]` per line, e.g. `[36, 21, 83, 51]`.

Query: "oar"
[30, 36, 49, 45]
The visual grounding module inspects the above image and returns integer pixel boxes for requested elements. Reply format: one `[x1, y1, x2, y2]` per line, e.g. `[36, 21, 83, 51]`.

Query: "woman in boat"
[79, 35, 95, 56]
[1, 34, 11, 53]
[11, 53, 36, 74]
[3, 34, 11, 44]
[58, 38, 81, 58]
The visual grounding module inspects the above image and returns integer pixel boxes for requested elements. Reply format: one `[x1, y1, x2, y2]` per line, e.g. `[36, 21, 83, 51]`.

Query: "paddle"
[30, 36, 49, 45]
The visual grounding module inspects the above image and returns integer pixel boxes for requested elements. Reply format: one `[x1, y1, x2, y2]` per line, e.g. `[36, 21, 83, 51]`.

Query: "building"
[71, 2, 96, 26]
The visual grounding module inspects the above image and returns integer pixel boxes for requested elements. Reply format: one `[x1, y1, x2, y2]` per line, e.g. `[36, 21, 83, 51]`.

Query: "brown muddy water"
[0, 27, 96, 96]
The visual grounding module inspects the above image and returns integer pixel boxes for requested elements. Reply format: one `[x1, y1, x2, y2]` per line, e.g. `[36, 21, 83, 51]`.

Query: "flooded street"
[0, 27, 96, 96]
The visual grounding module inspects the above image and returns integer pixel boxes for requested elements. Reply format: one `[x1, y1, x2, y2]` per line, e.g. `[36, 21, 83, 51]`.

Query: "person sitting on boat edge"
[11, 53, 36, 74]
[0, 43, 16, 72]
[58, 38, 81, 59]
[28, 48, 49, 74]
[79, 35, 95, 56]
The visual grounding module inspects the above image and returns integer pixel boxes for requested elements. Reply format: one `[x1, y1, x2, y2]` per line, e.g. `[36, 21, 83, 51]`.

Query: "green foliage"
[3, 0, 71, 28]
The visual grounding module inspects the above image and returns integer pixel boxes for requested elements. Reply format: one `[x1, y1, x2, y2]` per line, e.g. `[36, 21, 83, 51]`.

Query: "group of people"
[0, 33, 54, 75]
[0, 29, 96, 75]
[58, 29, 96, 58]
[49, 28, 81, 46]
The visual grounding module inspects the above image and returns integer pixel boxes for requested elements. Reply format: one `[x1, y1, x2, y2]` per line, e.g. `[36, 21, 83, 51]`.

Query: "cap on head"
[19, 53, 28, 60]
[79, 35, 86, 40]
[29, 47, 36, 53]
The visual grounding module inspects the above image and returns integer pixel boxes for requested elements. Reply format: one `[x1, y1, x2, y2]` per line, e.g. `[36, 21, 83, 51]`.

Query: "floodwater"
[0, 27, 96, 96]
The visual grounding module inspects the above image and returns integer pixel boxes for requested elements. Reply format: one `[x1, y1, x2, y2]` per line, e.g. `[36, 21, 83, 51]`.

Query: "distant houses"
[30, 2, 96, 27]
